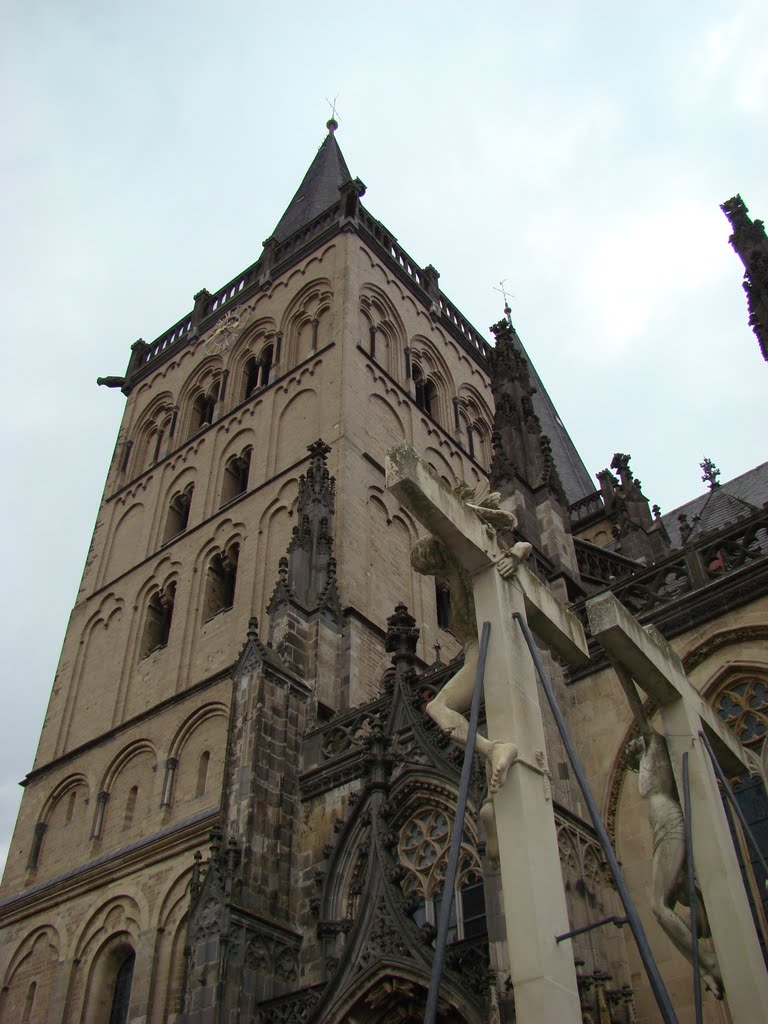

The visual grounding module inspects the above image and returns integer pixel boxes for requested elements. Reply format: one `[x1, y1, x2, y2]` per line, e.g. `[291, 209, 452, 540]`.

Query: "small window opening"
[436, 581, 452, 631]
[65, 789, 77, 824]
[22, 980, 36, 1022]
[413, 365, 437, 418]
[123, 786, 138, 829]
[109, 952, 135, 1024]
[141, 584, 175, 658]
[196, 751, 210, 798]
[163, 484, 193, 544]
[243, 357, 260, 399]
[192, 382, 219, 432]
[220, 450, 251, 506]
[203, 545, 239, 621]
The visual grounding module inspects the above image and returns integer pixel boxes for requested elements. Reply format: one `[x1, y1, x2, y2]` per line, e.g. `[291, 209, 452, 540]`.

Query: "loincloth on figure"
[650, 804, 686, 856]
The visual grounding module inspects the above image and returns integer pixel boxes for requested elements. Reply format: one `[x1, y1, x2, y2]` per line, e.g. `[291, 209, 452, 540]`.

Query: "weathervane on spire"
[493, 279, 515, 326]
[325, 93, 340, 132]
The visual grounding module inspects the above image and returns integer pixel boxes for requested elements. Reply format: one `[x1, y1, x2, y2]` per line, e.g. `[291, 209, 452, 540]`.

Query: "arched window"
[190, 382, 220, 435]
[412, 364, 438, 420]
[398, 807, 485, 943]
[243, 357, 260, 400]
[203, 545, 239, 621]
[141, 584, 176, 658]
[108, 952, 135, 1024]
[196, 751, 210, 798]
[220, 450, 251, 506]
[163, 484, 194, 544]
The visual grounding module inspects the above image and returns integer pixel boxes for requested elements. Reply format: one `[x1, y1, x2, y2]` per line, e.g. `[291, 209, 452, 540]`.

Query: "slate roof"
[512, 330, 595, 506]
[662, 461, 768, 548]
[271, 122, 352, 242]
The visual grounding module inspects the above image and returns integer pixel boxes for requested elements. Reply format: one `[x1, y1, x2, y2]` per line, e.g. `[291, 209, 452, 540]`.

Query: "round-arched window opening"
[108, 951, 135, 1024]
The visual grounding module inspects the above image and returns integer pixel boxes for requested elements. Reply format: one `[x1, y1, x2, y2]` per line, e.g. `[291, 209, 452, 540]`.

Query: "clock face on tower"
[204, 311, 242, 356]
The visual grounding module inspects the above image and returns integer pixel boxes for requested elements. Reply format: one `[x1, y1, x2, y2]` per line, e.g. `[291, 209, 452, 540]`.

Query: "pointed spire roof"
[270, 120, 352, 242]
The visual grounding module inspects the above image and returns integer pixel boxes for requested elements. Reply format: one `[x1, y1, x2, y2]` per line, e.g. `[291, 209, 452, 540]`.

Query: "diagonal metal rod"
[424, 621, 491, 1024]
[683, 752, 703, 1024]
[698, 729, 768, 883]
[556, 914, 627, 943]
[512, 612, 678, 1024]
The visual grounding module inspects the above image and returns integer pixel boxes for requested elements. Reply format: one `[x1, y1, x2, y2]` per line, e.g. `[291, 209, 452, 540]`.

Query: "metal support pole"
[555, 915, 627, 943]
[698, 729, 768, 885]
[424, 621, 491, 1024]
[682, 752, 703, 1024]
[512, 612, 678, 1024]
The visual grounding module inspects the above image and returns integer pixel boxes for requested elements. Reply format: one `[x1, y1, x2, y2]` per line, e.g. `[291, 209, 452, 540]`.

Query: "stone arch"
[102, 502, 147, 582]
[63, 594, 125, 750]
[128, 557, 183, 671]
[155, 466, 197, 549]
[366, 491, 417, 621]
[98, 740, 158, 847]
[216, 428, 257, 507]
[0, 925, 61, 1024]
[424, 446, 459, 489]
[255, 479, 300, 620]
[273, 388, 320, 471]
[178, 356, 225, 441]
[410, 335, 456, 428]
[66, 894, 143, 1024]
[457, 385, 493, 469]
[366, 394, 407, 465]
[150, 867, 193, 1022]
[281, 277, 334, 366]
[229, 316, 279, 402]
[359, 283, 407, 380]
[168, 703, 229, 808]
[30, 773, 91, 876]
[128, 391, 176, 478]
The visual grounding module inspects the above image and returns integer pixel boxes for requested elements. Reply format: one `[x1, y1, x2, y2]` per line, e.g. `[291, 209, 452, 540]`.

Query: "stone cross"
[587, 591, 768, 1021]
[386, 443, 589, 1024]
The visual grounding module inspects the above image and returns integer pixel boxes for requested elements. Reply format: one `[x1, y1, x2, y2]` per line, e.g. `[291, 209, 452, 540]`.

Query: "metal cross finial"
[325, 93, 341, 123]
[493, 279, 515, 324]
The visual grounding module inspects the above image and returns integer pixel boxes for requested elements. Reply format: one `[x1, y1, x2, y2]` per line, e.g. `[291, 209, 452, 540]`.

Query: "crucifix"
[386, 443, 589, 1024]
[587, 591, 768, 1022]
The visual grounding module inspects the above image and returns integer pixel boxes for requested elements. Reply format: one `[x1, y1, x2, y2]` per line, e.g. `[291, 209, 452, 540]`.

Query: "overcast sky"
[1, 1, 766, 874]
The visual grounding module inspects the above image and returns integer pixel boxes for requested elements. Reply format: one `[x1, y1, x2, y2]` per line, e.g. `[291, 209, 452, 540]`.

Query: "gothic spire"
[269, 123, 353, 243]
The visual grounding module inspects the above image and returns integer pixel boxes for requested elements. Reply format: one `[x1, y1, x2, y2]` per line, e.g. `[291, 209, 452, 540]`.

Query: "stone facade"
[1, 125, 766, 1024]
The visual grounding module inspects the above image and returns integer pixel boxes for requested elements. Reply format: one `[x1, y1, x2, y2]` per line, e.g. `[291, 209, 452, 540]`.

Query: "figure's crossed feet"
[489, 741, 518, 793]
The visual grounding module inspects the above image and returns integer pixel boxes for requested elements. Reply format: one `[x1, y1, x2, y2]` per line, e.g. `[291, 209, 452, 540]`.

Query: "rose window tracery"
[714, 676, 768, 748]
[396, 806, 485, 941]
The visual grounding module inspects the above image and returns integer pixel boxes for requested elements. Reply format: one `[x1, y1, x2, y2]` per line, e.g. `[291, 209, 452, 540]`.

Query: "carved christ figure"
[410, 486, 532, 848]
[617, 667, 724, 1000]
